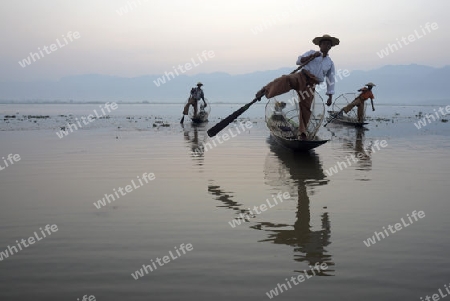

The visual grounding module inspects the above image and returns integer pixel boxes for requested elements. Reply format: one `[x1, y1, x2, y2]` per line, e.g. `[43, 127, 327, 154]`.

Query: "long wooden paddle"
[207, 57, 316, 137]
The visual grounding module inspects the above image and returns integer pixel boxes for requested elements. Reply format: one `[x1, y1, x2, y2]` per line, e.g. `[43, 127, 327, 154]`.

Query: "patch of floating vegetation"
[26, 115, 50, 119]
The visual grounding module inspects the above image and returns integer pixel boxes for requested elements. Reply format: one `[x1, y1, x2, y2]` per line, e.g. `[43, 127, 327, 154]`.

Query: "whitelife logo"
[131, 243, 193, 280]
[376, 22, 438, 58]
[18, 31, 81, 68]
[192, 121, 253, 157]
[414, 105, 450, 129]
[93, 172, 156, 209]
[55, 102, 118, 139]
[77, 295, 96, 301]
[116, 0, 149, 16]
[228, 192, 291, 228]
[153, 51, 215, 87]
[420, 283, 450, 301]
[363, 210, 425, 247]
[0, 153, 21, 172]
[265, 263, 329, 299]
[325, 140, 388, 177]
[0, 225, 59, 262]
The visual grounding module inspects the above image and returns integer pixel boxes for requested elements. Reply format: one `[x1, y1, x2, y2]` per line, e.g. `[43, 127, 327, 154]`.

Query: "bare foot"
[298, 132, 307, 140]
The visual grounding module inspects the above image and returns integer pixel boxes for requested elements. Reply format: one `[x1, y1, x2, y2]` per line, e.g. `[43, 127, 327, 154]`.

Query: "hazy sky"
[1, 0, 449, 81]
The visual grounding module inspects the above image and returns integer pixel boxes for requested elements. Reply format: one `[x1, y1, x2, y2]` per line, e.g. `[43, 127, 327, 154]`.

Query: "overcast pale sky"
[1, 0, 449, 81]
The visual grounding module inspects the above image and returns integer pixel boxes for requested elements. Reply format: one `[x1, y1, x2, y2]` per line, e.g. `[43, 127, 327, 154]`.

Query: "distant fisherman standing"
[341, 83, 376, 122]
[181, 82, 207, 123]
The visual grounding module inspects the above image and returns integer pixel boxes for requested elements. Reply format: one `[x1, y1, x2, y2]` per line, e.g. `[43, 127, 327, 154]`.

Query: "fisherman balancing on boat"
[255, 34, 339, 140]
[181, 82, 207, 123]
[340, 83, 376, 123]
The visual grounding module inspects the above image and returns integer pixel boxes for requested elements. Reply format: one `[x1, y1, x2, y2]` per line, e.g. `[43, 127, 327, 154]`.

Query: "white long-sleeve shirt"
[296, 50, 335, 95]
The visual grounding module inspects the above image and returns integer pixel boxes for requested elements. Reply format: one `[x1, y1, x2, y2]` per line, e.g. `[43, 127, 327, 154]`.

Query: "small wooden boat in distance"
[327, 110, 368, 127]
[326, 93, 369, 127]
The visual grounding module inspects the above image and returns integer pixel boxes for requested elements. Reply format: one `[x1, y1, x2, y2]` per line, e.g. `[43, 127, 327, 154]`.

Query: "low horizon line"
[2, 63, 449, 83]
[0, 101, 447, 106]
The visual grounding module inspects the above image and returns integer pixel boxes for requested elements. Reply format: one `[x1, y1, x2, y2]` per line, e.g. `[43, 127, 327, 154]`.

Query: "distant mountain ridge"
[1, 64, 449, 105]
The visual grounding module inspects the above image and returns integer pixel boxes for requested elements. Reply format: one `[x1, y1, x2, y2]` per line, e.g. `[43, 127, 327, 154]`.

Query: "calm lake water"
[1, 103, 449, 301]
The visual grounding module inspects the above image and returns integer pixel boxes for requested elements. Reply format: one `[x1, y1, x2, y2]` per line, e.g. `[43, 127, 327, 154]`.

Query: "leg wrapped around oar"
[297, 87, 315, 139]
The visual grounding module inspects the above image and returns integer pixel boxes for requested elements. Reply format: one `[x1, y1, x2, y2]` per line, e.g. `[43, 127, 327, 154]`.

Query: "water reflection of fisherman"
[342, 127, 372, 171]
[256, 143, 334, 275]
[208, 183, 253, 222]
[207, 144, 334, 274]
[183, 126, 207, 161]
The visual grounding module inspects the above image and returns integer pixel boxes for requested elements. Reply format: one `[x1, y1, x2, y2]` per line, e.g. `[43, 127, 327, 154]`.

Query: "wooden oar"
[207, 98, 258, 137]
[207, 57, 316, 137]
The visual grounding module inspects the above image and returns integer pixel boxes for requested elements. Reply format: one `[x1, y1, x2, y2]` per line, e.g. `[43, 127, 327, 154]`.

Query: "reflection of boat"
[269, 135, 328, 151]
[207, 142, 335, 275]
[326, 93, 368, 127]
[182, 124, 208, 165]
[257, 141, 334, 274]
[265, 91, 328, 151]
[342, 127, 373, 172]
[186, 98, 210, 124]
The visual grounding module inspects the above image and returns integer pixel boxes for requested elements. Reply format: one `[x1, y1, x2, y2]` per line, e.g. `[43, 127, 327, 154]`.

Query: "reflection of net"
[188, 98, 211, 121]
[265, 91, 325, 139]
[330, 93, 367, 122]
